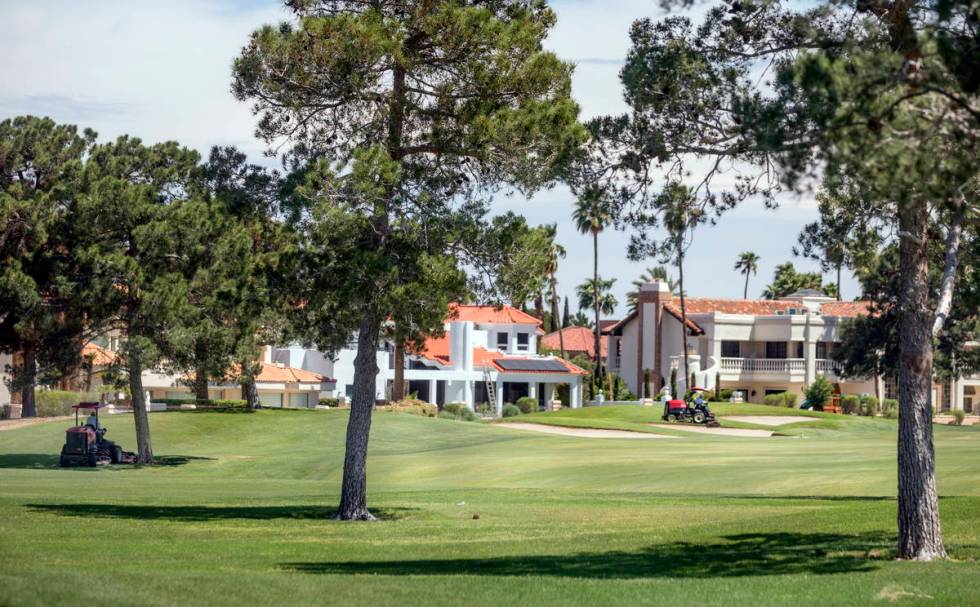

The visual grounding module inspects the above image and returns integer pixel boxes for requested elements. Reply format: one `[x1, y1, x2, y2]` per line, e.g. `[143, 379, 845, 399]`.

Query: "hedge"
[502, 404, 521, 418]
[840, 395, 860, 415]
[515, 396, 537, 414]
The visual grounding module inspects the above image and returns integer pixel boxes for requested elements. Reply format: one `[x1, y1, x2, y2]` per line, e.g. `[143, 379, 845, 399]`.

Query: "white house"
[604, 281, 879, 403]
[273, 304, 587, 414]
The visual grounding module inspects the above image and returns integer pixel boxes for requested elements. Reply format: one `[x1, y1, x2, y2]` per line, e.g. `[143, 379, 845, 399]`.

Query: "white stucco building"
[273, 304, 587, 414]
[604, 281, 879, 403]
[0, 352, 11, 411]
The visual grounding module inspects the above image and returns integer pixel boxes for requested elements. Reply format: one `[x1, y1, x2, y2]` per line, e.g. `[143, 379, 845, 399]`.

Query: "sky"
[0, 0, 860, 318]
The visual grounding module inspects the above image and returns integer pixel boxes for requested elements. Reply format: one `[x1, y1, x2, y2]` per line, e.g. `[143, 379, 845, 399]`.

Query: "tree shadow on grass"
[282, 532, 888, 579]
[27, 503, 414, 522]
[0, 454, 212, 470]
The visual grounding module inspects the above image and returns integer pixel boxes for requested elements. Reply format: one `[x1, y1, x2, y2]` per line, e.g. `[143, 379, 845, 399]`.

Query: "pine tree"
[234, 0, 583, 520]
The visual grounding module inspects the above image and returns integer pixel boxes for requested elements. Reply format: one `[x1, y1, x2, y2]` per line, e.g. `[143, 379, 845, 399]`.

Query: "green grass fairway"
[1, 408, 978, 606]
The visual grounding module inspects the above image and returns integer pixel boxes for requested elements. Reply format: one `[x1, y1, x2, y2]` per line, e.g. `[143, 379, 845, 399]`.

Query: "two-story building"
[273, 304, 587, 414]
[604, 281, 878, 403]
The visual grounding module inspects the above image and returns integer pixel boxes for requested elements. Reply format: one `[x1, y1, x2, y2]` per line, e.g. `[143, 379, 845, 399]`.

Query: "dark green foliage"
[841, 395, 860, 415]
[34, 390, 101, 417]
[882, 399, 900, 420]
[670, 368, 677, 398]
[804, 378, 834, 411]
[439, 403, 480, 422]
[763, 393, 788, 408]
[859, 396, 879, 417]
[515, 397, 537, 414]
[761, 263, 836, 299]
[952, 410, 965, 425]
[719, 389, 734, 401]
[502, 404, 521, 418]
[319, 398, 340, 408]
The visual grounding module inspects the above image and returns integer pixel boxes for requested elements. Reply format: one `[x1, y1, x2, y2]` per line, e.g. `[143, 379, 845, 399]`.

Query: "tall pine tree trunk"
[240, 363, 259, 411]
[127, 348, 154, 465]
[20, 345, 37, 418]
[592, 231, 602, 388]
[836, 263, 843, 301]
[896, 201, 946, 560]
[193, 368, 209, 400]
[335, 313, 380, 521]
[677, 241, 690, 395]
[392, 343, 405, 401]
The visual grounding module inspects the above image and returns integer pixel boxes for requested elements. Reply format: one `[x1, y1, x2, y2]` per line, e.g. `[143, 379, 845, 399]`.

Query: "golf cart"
[59, 402, 136, 467]
[662, 387, 720, 427]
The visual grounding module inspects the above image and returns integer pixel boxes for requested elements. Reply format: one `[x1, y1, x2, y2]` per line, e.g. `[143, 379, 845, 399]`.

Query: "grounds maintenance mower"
[662, 387, 720, 427]
[59, 402, 137, 467]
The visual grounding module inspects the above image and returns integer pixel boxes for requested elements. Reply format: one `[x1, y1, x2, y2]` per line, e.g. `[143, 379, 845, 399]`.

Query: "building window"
[766, 342, 788, 359]
[496, 332, 509, 351]
[721, 341, 740, 358]
[816, 342, 828, 359]
[516, 332, 529, 351]
[884, 377, 897, 400]
[795, 342, 804, 358]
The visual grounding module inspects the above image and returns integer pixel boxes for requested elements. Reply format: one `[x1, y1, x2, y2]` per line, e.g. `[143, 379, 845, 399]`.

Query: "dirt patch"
[0, 416, 71, 432]
[721, 415, 819, 426]
[647, 423, 773, 437]
[496, 422, 675, 439]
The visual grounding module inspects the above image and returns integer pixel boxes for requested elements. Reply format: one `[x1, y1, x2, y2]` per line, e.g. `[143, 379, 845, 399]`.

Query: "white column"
[804, 320, 817, 387]
[571, 380, 581, 409]
[952, 377, 963, 411]
[464, 380, 474, 410]
[428, 379, 438, 405]
[528, 382, 537, 399]
[494, 379, 504, 417]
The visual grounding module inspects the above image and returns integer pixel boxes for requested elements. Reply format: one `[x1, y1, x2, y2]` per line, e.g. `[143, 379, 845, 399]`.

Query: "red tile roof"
[82, 343, 117, 367]
[540, 326, 607, 359]
[448, 303, 541, 326]
[818, 301, 872, 318]
[255, 362, 325, 384]
[414, 334, 584, 375]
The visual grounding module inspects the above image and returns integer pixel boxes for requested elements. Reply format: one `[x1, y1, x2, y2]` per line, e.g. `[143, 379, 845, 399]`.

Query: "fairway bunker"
[496, 422, 675, 439]
[647, 424, 774, 437]
[720, 415, 818, 426]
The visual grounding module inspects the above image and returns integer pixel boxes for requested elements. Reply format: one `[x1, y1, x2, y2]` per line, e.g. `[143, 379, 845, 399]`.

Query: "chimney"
[261, 345, 273, 364]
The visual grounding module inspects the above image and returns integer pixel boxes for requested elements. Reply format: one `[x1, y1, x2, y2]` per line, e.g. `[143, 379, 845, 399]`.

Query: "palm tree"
[573, 189, 614, 387]
[543, 224, 566, 358]
[734, 252, 760, 299]
[576, 278, 618, 316]
[626, 266, 681, 313]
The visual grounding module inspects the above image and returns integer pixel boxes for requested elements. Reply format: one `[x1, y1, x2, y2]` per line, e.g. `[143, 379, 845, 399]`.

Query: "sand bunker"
[497, 422, 674, 439]
[648, 424, 773, 437]
[721, 415, 818, 426]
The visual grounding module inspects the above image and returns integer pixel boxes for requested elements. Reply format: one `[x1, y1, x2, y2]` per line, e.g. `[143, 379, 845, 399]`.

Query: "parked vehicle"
[662, 388, 719, 426]
[59, 403, 136, 467]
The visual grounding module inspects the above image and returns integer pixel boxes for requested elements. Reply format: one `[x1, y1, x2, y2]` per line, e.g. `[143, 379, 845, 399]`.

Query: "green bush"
[474, 402, 494, 416]
[152, 398, 247, 409]
[35, 390, 101, 417]
[803, 377, 834, 411]
[763, 393, 787, 407]
[782, 392, 798, 408]
[380, 398, 437, 417]
[502, 404, 521, 418]
[0, 404, 11, 420]
[319, 398, 340, 408]
[952, 410, 966, 425]
[859, 395, 878, 417]
[840, 394, 859, 415]
[441, 403, 479, 422]
[515, 397, 537, 414]
[719, 389, 734, 401]
[881, 398, 899, 419]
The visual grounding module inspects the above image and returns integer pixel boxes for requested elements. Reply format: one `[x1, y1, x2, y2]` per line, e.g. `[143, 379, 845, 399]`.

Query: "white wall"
[0, 353, 11, 407]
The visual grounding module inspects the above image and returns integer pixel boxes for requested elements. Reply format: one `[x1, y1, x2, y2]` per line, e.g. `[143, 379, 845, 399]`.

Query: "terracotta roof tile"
[255, 362, 325, 384]
[540, 326, 607, 359]
[81, 343, 117, 367]
[448, 303, 541, 326]
[818, 301, 872, 318]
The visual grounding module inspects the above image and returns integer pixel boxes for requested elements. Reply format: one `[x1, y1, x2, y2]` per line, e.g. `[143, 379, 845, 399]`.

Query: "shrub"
[151, 398, 247, 409]
[515, 396, 537, 414]
[840, 394, 860, 415]
[474, 402, 494, 416]
[35, 390, 101, 417]
[381, 398, 437, 417]
[719, 389, 734, 401]
[0, 404, 11, 420]
[441, 403, 479, 422]
[782, 392, 798, 408]
[502, 404, 521, 418]
[763, 393, 787, 407]
[952, 410, 966, 425]
[803, 376, 834, 411]
[859, 395, 878, 417]
[881, 398, 899, 419]
[319, 398, 340, 408]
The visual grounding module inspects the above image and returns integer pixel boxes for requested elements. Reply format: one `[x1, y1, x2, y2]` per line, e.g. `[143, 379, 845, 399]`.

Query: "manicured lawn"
[1, 408, 978, 606]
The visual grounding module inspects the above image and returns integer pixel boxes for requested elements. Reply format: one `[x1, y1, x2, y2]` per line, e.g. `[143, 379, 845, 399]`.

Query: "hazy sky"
[0, 0, 859, 317]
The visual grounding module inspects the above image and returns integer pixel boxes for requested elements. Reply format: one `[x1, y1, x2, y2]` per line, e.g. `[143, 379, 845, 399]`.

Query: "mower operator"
[85, 411, 100, 432]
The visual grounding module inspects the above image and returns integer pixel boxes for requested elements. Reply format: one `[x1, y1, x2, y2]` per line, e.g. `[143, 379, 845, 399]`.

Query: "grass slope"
[0, 409, 978, 607]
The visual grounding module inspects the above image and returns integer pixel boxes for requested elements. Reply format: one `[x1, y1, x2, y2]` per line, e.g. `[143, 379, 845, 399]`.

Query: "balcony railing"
[816, 358, 842, 376]
[719, 357, 805, 374]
